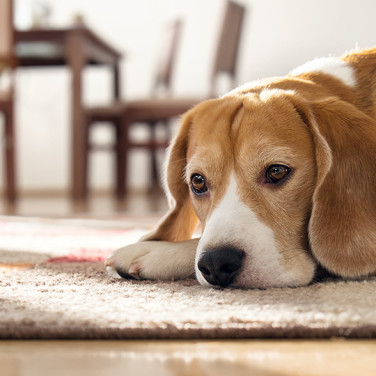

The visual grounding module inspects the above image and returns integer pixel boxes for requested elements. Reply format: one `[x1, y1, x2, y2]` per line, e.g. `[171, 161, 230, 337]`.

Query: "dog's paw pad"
[117, 263, 142, 280]
[106, 260, 142, 280]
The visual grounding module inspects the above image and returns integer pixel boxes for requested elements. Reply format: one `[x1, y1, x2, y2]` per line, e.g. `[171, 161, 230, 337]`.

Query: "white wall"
[3, 0, 376, 193]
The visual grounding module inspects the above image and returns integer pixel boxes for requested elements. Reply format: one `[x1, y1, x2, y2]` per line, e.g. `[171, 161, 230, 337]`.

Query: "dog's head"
[147, 88, 376, 289]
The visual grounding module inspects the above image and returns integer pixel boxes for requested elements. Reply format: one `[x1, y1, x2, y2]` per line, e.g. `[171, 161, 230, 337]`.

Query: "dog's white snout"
[195, 172, 296, 288]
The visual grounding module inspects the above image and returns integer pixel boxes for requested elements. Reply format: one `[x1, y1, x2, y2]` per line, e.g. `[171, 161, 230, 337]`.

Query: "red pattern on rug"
[0, 216, 151, 267]
[47, 248, 114, 263]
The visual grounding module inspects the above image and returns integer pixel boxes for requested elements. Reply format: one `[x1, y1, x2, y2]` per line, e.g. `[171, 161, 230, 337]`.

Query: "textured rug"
[1, 215, 376, 339]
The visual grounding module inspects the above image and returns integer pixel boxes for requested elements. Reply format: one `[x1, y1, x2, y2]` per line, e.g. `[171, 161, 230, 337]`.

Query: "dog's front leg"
[105, 238, 199, 281]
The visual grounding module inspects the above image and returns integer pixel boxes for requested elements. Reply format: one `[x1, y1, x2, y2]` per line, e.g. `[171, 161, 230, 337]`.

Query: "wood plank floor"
[1, 340, 376, 376]
[1, 193, 375, 376]
[0, 190, 168, 217]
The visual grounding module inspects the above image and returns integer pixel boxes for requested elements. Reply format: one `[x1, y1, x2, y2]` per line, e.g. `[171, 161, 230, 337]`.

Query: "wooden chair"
[0, 0, 16, 204]
[85, 0, 246, 200]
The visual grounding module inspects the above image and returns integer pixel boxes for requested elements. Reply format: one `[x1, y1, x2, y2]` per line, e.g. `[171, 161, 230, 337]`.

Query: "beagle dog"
[106, 47, 376, 289]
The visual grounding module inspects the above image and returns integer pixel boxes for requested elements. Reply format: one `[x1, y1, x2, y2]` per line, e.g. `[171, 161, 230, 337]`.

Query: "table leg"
[66, 31, 86, 202]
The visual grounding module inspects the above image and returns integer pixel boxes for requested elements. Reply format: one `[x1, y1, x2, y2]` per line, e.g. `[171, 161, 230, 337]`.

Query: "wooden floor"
[1, 340, 376, 376]
[0, 190, 168, 217]
[1, 192, 375, 376]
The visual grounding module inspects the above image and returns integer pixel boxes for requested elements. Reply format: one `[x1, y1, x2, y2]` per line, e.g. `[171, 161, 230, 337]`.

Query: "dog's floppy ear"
[142, 110, 199, 242]
[295, 97, 376, 277]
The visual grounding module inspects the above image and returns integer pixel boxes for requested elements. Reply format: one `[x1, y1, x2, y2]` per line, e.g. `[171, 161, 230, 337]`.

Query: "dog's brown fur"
[107, 48, 376, 288]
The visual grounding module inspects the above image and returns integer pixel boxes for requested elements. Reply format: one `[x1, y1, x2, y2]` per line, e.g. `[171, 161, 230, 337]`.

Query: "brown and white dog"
[106, 47, 376, 289]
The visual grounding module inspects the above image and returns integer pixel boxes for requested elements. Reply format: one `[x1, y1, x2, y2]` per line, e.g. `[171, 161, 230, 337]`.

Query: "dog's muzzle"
[197, 247, 245, 288]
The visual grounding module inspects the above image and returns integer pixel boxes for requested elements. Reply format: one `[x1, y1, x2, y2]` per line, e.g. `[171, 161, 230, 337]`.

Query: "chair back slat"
[211, 0, 246, 94]
[152, 19, 183, 95]
[0, 0, 14, 64]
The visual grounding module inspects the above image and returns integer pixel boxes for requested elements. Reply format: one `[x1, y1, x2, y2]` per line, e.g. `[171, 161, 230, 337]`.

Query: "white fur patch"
[290, 57, 357, 87]
[106, 239, 199, 281]
[259, 88, 296, 102]
[195, 174, 297, 288]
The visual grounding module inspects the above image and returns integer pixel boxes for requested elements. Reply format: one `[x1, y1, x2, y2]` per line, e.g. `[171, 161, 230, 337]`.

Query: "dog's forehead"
[187, 93, 307, 159]
[189, 97, 243, 140]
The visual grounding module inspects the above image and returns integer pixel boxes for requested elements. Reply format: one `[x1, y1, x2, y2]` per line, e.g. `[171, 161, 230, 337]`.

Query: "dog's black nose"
[197, 247, 244, 287]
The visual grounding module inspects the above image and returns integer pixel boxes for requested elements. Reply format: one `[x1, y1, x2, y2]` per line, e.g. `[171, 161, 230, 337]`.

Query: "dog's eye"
[191, 174, 208, 195]
[265, 165, 291, 184]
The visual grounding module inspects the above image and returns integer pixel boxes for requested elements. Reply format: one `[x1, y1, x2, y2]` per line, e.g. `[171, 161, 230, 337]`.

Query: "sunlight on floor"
[0, 191, 168, 218]
[1, 340, 375, 376]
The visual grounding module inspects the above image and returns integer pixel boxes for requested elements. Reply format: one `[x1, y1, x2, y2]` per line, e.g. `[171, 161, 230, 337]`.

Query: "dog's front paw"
[105, 239, 199, 281]
[105, 242, 153, 280]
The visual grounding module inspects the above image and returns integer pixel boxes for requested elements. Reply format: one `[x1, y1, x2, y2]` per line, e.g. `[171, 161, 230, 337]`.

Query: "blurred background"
[1, 0, 376, 216]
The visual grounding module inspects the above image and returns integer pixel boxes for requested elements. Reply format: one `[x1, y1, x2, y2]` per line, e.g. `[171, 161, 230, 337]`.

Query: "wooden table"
[14, 26, 123, 201]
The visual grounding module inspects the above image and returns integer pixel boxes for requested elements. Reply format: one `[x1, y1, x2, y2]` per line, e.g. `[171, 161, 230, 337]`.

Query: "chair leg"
[5, 103, 16, 204]
[115, 119, 129, 200]
[82, 116, 90, 199]
[148, 121, 159, 190]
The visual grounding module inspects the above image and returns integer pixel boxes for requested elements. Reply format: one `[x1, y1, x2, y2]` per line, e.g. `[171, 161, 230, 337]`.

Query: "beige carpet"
[1, 216, 376, 339]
